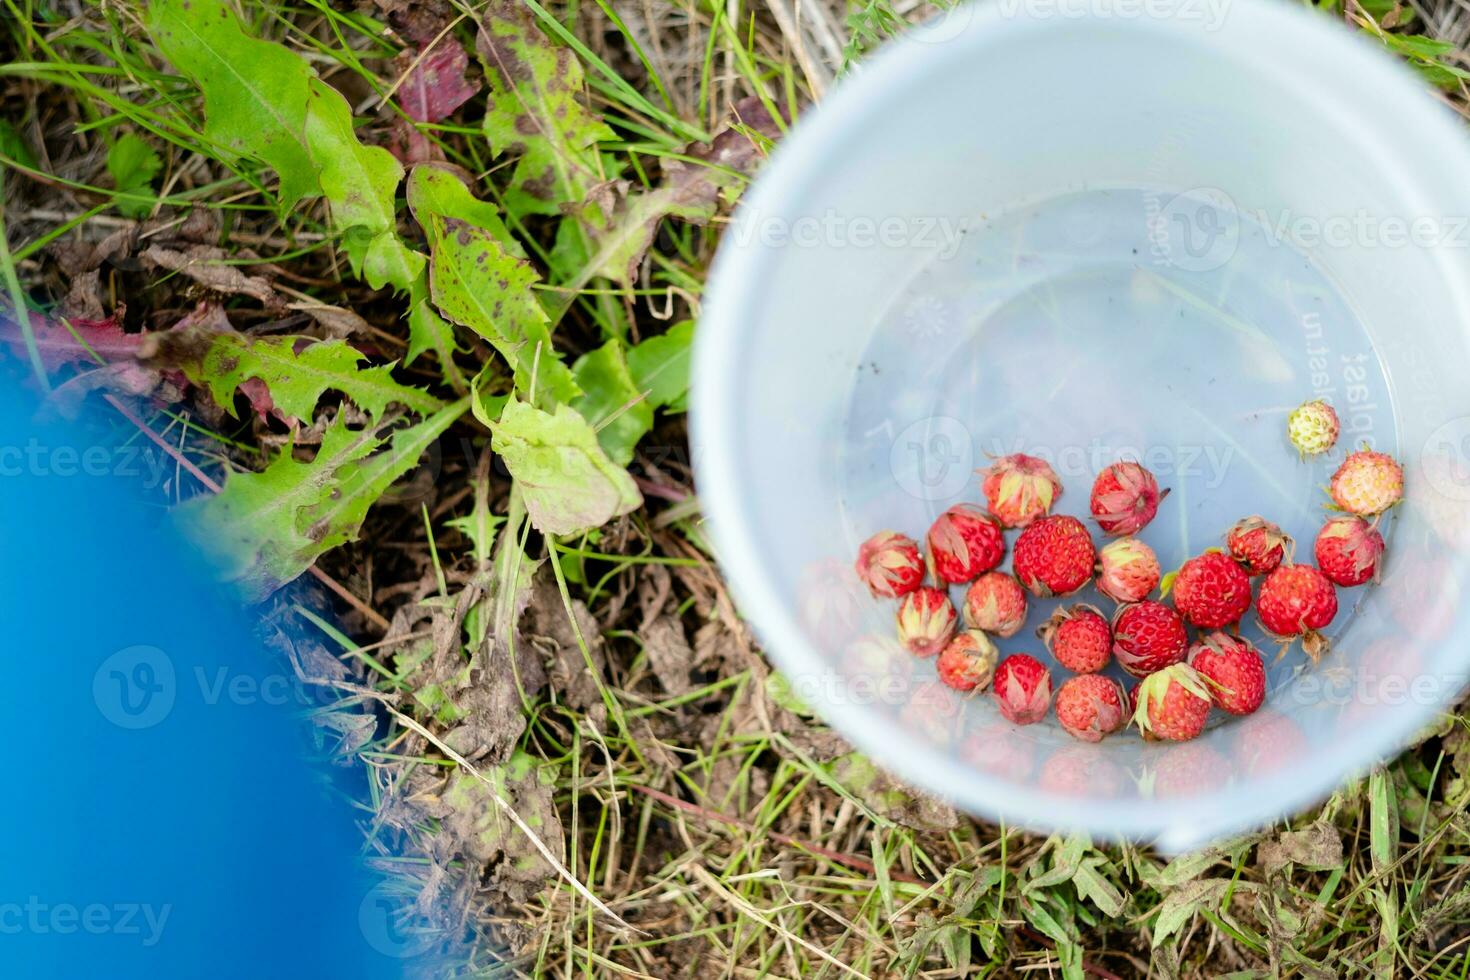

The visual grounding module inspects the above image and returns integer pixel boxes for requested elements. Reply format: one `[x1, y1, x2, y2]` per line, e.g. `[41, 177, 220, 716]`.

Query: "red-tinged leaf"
[1, 310, 145, 372]
[397, 41, 478, 124]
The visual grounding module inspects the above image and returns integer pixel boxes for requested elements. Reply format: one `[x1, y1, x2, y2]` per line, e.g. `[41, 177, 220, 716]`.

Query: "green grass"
[5, 0, 1470, 976]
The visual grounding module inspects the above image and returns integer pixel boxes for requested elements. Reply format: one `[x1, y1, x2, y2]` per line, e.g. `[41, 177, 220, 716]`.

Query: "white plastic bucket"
[692, 0, 1470, 848]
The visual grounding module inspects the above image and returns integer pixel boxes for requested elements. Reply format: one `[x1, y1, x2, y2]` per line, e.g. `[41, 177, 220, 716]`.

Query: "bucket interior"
[698, 5, 1470, 843]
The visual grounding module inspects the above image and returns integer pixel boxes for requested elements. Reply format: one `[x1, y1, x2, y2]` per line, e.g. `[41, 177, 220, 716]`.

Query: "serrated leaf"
[627, 319, 693, 413]
[570, 339, 651, 467]
[180, 418, 383, 598]
[405, 286, 465, 385]
[149, 0, 319, 212]
[475, 0, 614, 217]
[106, 132, 162, 218]
[180, 332, 442, 422]
[446, 463, 503, 570]
[299, 400, 467, 556]
[409, 170, 576, 404]
[1074, 857, 1126, 917]
[182, 399, 468, 599]
[490, 398, 641, 536]
[1145, 839, 1241, 888]
[1152, 878, 1230, 948]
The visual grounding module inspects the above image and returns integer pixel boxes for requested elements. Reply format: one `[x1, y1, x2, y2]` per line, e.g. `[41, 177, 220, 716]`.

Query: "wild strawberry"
[901, 680, 962, 745]
[1168, 550, 1252, 629]
[1037, 603, 1112, 673]
[896, 586, 957, 657]
[991, 654, 1052, 725]
[1150, 742, 1227, 797]
[1039, 746, 1126, 796]
[1188, 632, 1266, 716]
[855, 531, 924, 599]
[1287, 399, 1340, 457]
[979, 453, 1062, 528]
[926, 504, 1005, 584]
[936, 630, 999, 693]
[1089, 461, 1169, 536]
[1257, 563, 1338, 662]
[1330, 447, 1404, 516]
[1314, 516, 1384, 587]
[1054, 674, 1128, 742]
[1225, 515, 1293, 576]
[1234, 709, 1307, 778]
[799, 559, 866, 643]
[962, 571, 1028, 637]
[1132, 664, 1212, 741]
[1096, 537, 1161, 602]
[842, 635, 907, 684]
[964, 724, 1036, 782]
[1013, 514, 1095, 597]
[1112, 600, 1188, 677]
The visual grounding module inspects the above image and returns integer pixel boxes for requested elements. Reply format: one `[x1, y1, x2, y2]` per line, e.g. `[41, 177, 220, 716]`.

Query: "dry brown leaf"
[140, 244, 285, 309]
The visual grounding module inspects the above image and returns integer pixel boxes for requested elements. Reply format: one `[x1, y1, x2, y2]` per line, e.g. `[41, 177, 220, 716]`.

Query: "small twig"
[684, 861, 873, 979]
[627, 783, 928, 885]
[632, 475, 690, 504]
[1015, 926, 1124, 980]
[102, 393, 392, 632]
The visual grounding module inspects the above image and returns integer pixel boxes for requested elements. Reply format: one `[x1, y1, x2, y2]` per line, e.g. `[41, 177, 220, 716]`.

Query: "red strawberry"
[900, 680, 962, 745]
[800, 559, 865, 644]
[1233, 709, 1308, 778]
[1013, 514, 1095, 597]
[1037, 603, 1112, 673]
[1225, 515, 1293, 576]
[1187, 632, 1266, 716]
[1330, 448, 1404, 516]
[926, 504, 1005, 584]
[1089, 461, 1169, 536]
[962, 571, 1028, 637]
[1096, 537, 1161, 602]
[855, 531, 924, 598]
[979, 453, 1062, 528]
[1112, 600, 1188, 677]
[1054, 674, 1128, 742]
[1038, 746, 1127, 796]
[1314, 516, 1384, 587]
[991, 654, 1052, 725]
[963, 724, 1036, 782]
[936, 630, 999, 693]
[1169, 550, 1252, 629]
[1151, 742, 1227, 797]
[896, 586, 957, 657]
[1131, 664, 1212, 741]
[1257, 564, 1338, 662]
